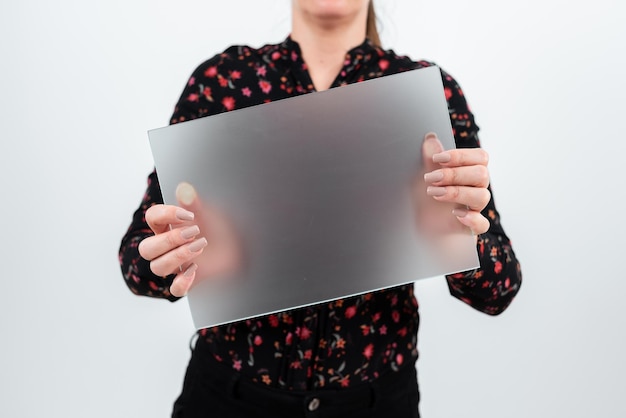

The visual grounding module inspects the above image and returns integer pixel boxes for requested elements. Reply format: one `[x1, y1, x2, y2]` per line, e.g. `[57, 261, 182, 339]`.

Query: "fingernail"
[176, 182, 197, 206]
[425, 132, 438, 141]
[188, 237, 208, 253]
[426, 186, 447, 197]
[180, 225, 200, 240]
[452, 208, 469, 218]
[423, 133, 443, 157]
[184, 263, 198, 277]
[175, 208, 195, 221]
[433, 152, 451, 163]
[424, 170, 444, 183]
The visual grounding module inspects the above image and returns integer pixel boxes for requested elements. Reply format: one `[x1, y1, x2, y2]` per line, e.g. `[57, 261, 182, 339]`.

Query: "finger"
[424, 165, 490, 188]
[138, 224, 201, 261]
[451, 208, 490, 236]
[169, 263, 198, 298]
[433, 147, 489, 168]
[422, 132, 446, 174]
[145, 204, 195, 234]
[149, 237, 208, 277]
[427, 185, 491, 212]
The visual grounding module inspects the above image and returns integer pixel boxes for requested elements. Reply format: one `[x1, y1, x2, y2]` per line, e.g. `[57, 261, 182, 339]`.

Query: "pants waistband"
[190, 341, 417, 416]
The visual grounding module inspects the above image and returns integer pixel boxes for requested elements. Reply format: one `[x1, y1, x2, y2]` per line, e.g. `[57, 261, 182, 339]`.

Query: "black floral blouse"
[119, 36, 522, 391]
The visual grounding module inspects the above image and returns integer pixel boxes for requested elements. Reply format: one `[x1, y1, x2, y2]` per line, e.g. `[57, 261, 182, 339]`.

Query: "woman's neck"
[291, 9, 367, 91]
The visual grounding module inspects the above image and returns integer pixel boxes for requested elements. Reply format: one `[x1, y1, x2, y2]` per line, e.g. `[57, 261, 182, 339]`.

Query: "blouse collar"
[280, 35, 379, 67]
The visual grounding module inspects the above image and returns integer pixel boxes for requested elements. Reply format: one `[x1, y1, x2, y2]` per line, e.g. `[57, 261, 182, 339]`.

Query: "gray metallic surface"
[148, 66, 478, 329]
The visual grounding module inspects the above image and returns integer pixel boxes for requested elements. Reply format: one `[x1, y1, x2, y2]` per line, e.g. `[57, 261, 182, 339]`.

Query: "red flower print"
[242, 87, 252, 97]
[297, 326, 312, 340]
[379, 59, 389, 71]
[444, 87, 452, 100]
[363, 343, 374, 360]
[271, 51, 281, 61]
[259, 80, 272, 94]
[505, 277, 511, 288]
[290, 360, 302, 369]
[397, 327, 407, 337]
[345, 305, 357, 319]
[230, 70, 242, 80]
[396, 353, 404, 366]
[203, 86, 213, 102]
[268, 314, 279, 327]
[187, 93, 199, 102]
[494, 261, 503, 274]
[262, 375, 272, 385]
[340, 376, 350, 388]
[361, 325, 370, 336]
[254, 335, 263, 346]
[379, 325, 387, 335]
[204, 66, 218, 78]
[188, 76, 195, 86]
[233, 359, 242, 371]
[391, 310, 400, 323]
[285, 332, 293, 345]
[218, 76, 229, 88]
[336, 338, 346, 349]
[222, 96, 235, 111]
[256, 65, 267, 77]
[304, 349, 313, 360]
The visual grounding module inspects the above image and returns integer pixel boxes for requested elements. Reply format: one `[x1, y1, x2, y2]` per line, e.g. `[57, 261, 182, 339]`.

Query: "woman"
[119, 1, 522, 417]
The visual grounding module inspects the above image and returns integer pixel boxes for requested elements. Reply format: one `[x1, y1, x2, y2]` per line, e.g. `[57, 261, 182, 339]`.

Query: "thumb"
[422, 132, 445, 173]
[175, 182, 202, 214]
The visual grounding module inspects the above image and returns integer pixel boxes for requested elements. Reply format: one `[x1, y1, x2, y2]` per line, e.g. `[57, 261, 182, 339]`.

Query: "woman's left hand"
[422, 132, 491, 236]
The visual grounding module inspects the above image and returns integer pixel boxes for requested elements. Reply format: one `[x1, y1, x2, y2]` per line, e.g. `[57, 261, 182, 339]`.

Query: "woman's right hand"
[138, 182, 242, 297]
[138, 183, 208, 297]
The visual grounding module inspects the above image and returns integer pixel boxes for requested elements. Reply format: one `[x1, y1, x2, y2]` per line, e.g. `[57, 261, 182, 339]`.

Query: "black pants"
[172, 340, 420, 418]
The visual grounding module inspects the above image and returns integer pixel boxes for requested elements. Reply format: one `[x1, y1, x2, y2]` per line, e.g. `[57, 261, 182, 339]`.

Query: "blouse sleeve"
[440, 69, 522, 315]
[118, 57, 222, 301]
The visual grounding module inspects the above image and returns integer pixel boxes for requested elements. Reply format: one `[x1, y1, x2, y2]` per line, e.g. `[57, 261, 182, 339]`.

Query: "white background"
[1, 0, 624, 417]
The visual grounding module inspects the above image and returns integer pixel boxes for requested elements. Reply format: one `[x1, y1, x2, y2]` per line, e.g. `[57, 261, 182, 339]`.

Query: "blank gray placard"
[148, 65, 479, 329]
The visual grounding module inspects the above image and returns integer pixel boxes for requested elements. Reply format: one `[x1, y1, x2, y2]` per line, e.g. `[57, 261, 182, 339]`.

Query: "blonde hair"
[366, 1, 381, 47]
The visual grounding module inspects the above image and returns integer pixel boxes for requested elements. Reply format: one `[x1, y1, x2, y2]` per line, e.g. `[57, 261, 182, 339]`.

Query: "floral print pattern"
[119, 36, 521, 390]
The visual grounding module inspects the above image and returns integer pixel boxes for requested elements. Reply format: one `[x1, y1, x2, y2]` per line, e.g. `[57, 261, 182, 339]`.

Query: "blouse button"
[308, 397, 321, 412]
